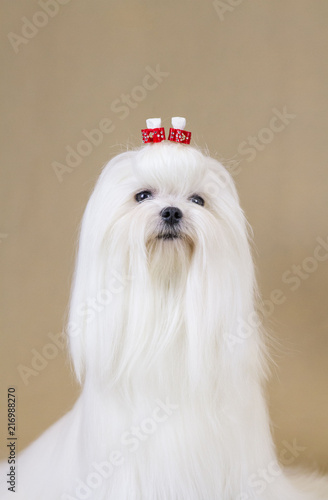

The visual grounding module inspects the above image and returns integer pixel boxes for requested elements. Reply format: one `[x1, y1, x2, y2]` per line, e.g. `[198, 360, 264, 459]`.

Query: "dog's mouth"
[156, 228, 182, 240]
[157, 232, 181, 240]
[149, 227, 195, 261]
[153, 223, 193, 247]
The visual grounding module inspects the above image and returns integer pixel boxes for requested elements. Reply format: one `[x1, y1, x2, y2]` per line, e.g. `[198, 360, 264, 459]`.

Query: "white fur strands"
[69, 143, 260, 391]
[1, 142, 327, 499]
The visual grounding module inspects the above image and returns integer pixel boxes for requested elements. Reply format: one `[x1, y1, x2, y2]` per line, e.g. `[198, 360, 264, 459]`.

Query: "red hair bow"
[168, 116, 191, 144]
[141, 117, 191, 144]
[141, 118, 166, 143]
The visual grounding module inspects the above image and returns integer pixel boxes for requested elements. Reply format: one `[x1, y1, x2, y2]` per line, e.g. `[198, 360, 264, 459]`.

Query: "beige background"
[1, 0, 328, 472]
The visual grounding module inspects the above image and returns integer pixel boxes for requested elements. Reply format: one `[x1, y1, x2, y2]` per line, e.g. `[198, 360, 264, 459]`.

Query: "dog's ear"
[67, 207, 97, 383]
[66, 151, 136, 383]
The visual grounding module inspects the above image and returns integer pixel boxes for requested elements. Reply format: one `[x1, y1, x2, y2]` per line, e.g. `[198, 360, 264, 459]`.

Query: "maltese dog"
[1, 118, 327, 499]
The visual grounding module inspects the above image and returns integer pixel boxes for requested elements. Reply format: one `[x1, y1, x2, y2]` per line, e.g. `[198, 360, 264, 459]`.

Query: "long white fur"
[1, 142, 327, 499]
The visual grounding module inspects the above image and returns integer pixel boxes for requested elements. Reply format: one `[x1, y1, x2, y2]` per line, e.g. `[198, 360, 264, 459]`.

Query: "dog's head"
[68, 142, 258, 386]
[80, 142, 246, 270]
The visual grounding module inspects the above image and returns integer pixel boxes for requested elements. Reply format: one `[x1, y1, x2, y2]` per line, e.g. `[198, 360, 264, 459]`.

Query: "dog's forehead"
[132, 143, 209, 194]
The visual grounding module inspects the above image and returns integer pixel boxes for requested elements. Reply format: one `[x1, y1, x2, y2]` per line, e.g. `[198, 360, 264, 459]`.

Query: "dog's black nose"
[160, 206, 183, 226]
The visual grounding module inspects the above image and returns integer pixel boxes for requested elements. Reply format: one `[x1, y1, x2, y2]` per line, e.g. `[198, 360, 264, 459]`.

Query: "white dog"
[1, 119, 327, 499]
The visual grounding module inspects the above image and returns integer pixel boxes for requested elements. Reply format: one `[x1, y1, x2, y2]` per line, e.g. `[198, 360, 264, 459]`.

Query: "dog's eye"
[135, 190, 153, 203]
[189, 194, 205, 207]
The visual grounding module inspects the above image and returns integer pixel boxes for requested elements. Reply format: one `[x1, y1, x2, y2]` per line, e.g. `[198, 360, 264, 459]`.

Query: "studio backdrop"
[1, 0, 328, 471]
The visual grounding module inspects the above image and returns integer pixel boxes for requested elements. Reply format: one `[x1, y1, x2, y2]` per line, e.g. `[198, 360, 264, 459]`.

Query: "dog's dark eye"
[189, 194, 205, 207]
[135, 190, 153, 203]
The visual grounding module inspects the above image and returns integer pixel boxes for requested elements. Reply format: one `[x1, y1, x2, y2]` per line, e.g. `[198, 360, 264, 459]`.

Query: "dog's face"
[88, 142, 245, 276]
[69, 142, 255, 383]
[132, 144, 207, 252]
[134, 189, 202, 242]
